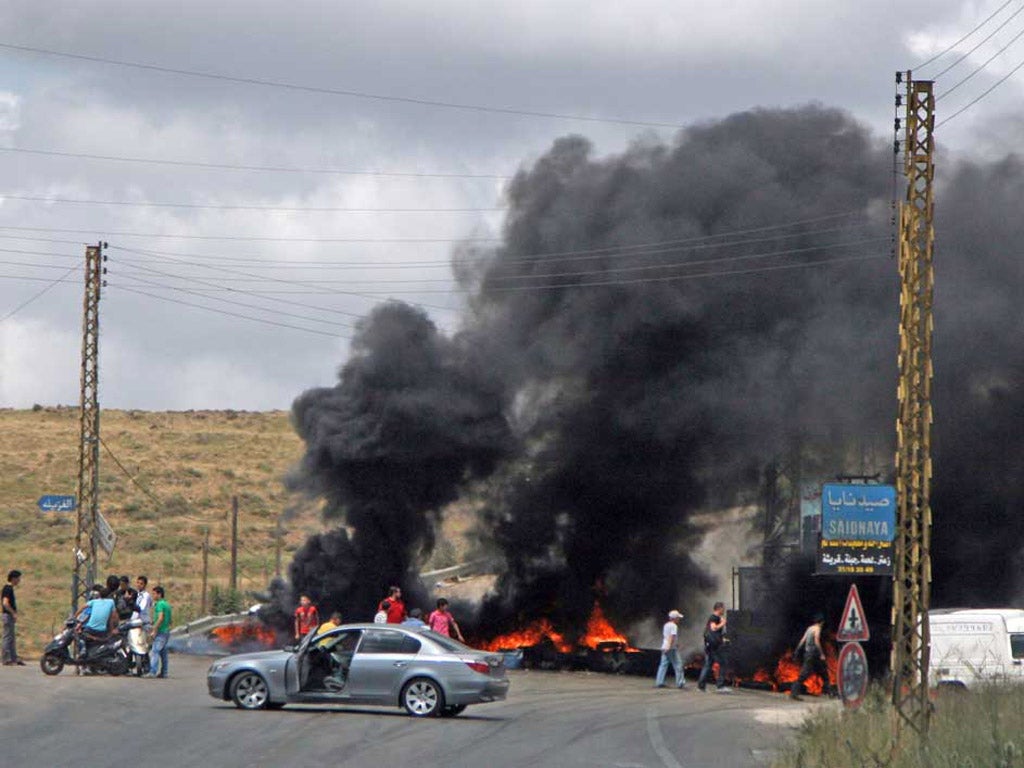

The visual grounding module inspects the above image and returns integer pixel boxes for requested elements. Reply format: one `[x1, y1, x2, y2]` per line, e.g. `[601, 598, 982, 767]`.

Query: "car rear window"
[421, 631, 474, 653]
[358, 630, 421, 655]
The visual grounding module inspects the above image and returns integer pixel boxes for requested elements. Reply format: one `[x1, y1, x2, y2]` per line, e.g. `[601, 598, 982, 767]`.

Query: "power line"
[916, 0, 1021, 73]
[108, 243, 464, 314]
[936, 21, 1024, 100]
[0, 192, 505, 213]
[0, 260, 81, 323]
[931, 1, 1024, 79]
[97, 210, 868, 269]
[113, 236, 888, 286]
[0, 145, 511, 180]
[108, 283, 351, 339]
[936, 52, 1024, 126]
[0, 224, 499, 243]
[0, 40, 684, 129]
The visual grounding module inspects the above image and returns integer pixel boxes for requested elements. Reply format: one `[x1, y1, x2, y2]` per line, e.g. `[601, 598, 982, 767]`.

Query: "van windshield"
[1011, 634, 1024, 659]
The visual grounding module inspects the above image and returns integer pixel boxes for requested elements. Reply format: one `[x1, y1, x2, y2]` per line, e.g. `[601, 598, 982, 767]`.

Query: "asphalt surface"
[0, 655, 823, 767]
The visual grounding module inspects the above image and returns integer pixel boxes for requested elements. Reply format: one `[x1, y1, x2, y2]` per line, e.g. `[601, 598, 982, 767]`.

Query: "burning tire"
[40, 653, 64, 676]
[401, 677, 444, 717]
[231, 671, 270, 710]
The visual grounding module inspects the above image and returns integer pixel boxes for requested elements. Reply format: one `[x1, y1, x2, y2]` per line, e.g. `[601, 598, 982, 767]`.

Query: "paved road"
[0, 656, 821, 767]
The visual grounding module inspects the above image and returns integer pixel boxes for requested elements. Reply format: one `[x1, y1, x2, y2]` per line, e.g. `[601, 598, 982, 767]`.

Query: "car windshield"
[421, 630, 475, 653]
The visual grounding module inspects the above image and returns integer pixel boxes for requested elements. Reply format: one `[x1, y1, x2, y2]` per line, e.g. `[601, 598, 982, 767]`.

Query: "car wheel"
[440, 704, 467, 718]
[231, 671, 271, 710]
[402, 677, 445, 717]
[40, 653, 64, 676]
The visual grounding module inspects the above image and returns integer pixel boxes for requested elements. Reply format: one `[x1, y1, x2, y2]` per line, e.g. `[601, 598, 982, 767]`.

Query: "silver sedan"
[207, 623, 510, 717]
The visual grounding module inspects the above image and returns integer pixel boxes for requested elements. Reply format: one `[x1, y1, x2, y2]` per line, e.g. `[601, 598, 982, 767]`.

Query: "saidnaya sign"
[817, 483, 896, 576]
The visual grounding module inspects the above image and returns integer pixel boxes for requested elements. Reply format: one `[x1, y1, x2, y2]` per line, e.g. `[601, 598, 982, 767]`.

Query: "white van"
[928, 609, 1024, 689]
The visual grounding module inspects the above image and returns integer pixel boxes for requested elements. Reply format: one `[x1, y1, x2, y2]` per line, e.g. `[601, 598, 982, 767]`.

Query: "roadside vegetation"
[0, 406, 476, 656]
[775, 684, 1024, 767]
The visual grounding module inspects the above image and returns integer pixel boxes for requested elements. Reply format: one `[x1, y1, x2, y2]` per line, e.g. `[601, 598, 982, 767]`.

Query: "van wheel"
[402, 677, 444, 717]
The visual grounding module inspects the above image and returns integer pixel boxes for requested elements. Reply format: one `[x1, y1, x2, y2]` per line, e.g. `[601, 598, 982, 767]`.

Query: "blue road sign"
[38, 494, 77, 512]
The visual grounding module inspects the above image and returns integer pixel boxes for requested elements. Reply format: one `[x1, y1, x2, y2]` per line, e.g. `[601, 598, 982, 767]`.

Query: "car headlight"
[208, 661, 231, 674]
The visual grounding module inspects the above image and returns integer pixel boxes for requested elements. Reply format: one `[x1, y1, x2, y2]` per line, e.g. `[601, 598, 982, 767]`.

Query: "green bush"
[209, 585, 245, 615]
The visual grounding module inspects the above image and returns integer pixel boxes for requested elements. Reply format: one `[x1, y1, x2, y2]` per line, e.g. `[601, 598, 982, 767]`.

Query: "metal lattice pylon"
[73, 243, 103, 612]
[891, 73, 935, 738]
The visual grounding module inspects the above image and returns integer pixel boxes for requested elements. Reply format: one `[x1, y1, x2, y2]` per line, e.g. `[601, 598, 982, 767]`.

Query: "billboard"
[817, 483, 895, 575]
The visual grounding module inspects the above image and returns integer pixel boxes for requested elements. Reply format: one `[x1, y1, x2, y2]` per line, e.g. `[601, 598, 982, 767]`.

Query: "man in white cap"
[654, 609, 686, 689]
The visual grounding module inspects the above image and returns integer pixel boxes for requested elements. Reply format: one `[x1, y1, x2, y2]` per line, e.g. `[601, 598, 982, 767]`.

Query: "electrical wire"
[0, 224, 499, 243]
[108, 283, 352, 339]
[0, 40, 684, 129]
[931, 1, 1024, 79]
[0, 192, 505, 213]
[0, 260, 81, 323]
[936, 53, 1024, 126]
[112, 236, 888, 285]
[0, 145, 511, 180]
[915, 0, 1021, 73]
[108, 219, 875, 270]
[936, 22, 1024, 100]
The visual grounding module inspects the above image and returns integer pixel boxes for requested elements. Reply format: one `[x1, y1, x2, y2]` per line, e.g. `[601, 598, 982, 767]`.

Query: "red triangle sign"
[836, 584, 870, 642]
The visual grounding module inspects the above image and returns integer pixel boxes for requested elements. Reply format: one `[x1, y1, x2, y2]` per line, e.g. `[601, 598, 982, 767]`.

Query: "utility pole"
[201, 528, 210, 616]
[73, 242, 105, 613]
[230, 495, 239, 593]
[891, 70, 935, 739]
[274, 515, 283, 579]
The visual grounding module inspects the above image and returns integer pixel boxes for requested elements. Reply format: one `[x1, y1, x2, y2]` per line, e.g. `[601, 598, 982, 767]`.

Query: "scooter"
[40, 616, 132, 676]
[123, 619, 151, 676]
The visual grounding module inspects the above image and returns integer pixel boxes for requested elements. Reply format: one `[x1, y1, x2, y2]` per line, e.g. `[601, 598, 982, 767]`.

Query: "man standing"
[293, 594, 320, 640]
[132, 576, 153, 675]
[147, 586, 172, 679]
[380, 586, 406, 624]
[401, 608, 427, 629]
[697, 602, 729, 693]
[427, 599, 463, 640]
[654, 609, 686, 689]
[791, 613, 830, 700]
[2, 570, 24, 665]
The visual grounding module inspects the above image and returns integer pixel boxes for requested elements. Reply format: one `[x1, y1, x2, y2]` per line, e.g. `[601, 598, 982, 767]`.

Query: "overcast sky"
[1, 0, 1021, 410]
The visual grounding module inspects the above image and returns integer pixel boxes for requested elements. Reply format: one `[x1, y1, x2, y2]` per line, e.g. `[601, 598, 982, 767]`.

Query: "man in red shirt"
[378, 586, 406, 624]
[293, 594, 320, 639]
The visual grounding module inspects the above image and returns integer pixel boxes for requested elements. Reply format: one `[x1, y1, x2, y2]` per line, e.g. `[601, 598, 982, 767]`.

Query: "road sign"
[837, 584, 870, 642]
[838, 641, 869, 709]
[37, 494, 77, 512]
[817, 483, 896, 575]
[95, 511, 117, 557]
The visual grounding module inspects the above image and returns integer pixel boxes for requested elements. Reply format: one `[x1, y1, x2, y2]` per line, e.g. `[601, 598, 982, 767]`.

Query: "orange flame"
[480, 602, 637, 653]
[479, 617, 572, 652]
[746, 646, 838, 695]
[211, 622, 277, 649]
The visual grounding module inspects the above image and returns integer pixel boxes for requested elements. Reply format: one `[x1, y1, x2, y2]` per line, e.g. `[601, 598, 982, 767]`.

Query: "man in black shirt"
[2, 570, 24, 665]
[697, 601, 728, 692]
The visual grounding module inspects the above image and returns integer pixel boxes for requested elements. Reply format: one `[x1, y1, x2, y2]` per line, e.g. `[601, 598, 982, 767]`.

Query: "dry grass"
[0, 406, 326, 654]
[774, 684, 1024, 767]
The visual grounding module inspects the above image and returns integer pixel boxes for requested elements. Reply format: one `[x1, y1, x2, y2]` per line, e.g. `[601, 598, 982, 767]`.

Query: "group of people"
[655, 602, 730, 692]
[291, 585, 466, 642]
[655, 603, 833, 698]
[74, 574, 172, 678]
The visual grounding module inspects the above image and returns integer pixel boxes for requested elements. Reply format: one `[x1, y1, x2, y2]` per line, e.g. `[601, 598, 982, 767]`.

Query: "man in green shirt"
[147, 586, 172, 678]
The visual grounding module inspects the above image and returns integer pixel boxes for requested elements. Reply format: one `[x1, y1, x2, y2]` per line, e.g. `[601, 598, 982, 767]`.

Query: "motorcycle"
[40, 616, 132, 676]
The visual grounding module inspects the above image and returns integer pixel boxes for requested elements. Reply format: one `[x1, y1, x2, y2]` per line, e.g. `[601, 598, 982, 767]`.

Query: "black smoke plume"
[281, 105, 1023, 653]
[283, 301, 510, 618]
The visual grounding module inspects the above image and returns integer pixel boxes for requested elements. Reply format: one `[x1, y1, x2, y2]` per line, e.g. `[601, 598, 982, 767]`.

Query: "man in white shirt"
[654, 609, 686, 689]
[130, 575, 153, 674]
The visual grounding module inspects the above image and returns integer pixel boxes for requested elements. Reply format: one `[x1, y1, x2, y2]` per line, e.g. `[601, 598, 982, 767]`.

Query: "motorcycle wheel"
[40, 653, 65, 676]
[107, 656, 129, 676]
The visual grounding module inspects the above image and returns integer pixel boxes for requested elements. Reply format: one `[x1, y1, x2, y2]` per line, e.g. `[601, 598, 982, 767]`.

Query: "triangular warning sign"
[837, 584, 870, 642]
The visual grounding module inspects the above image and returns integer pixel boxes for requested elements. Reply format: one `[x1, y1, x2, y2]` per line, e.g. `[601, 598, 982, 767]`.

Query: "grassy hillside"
[0, 406, 327, 655]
